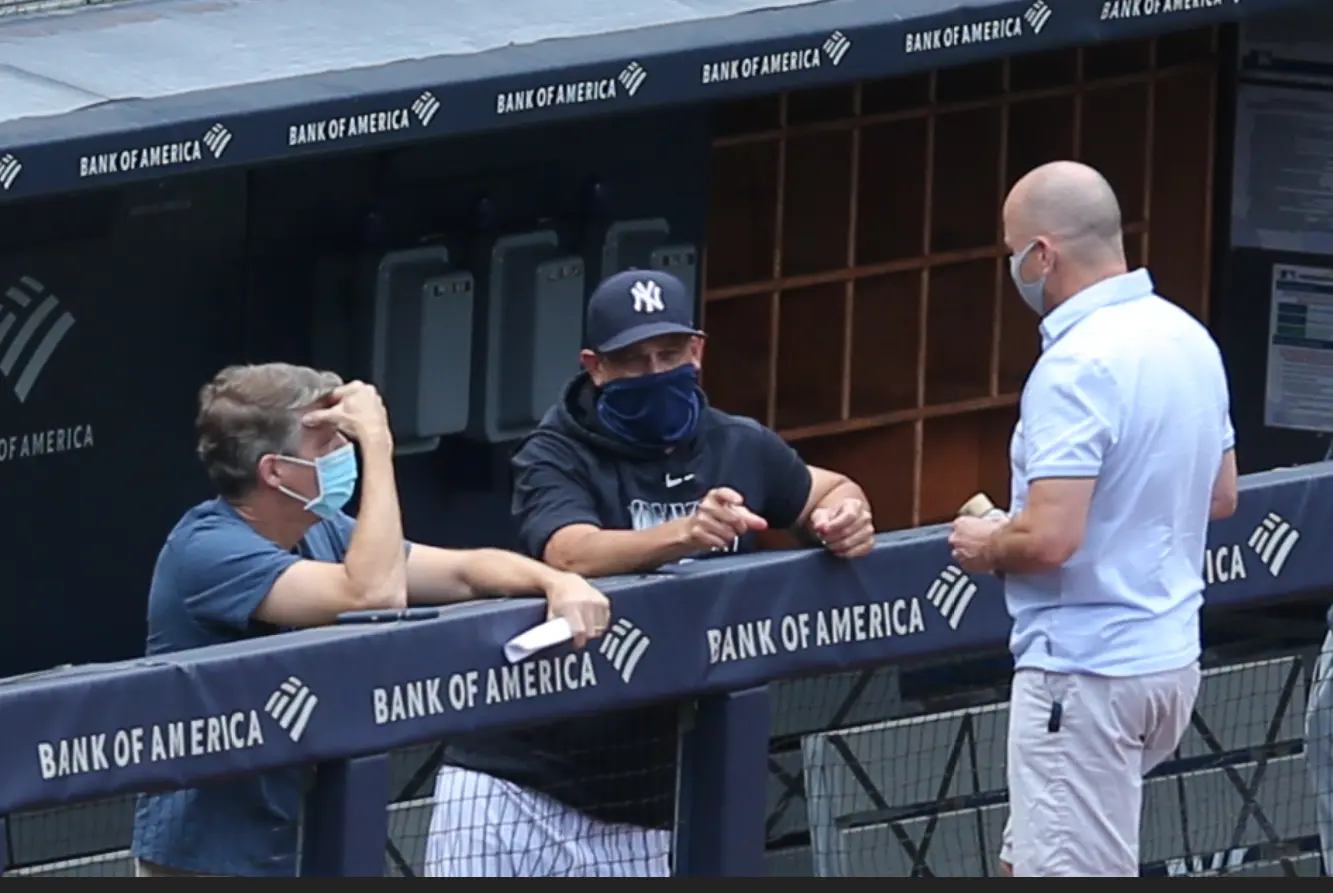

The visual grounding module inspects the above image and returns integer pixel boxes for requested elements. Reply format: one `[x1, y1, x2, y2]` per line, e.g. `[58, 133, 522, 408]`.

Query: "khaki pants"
[1000, 664, 1200, 876]
[134, 858, 223, 877]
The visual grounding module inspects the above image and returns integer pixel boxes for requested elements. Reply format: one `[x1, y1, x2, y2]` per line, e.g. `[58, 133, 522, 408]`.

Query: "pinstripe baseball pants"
[424, 766, 671, 877]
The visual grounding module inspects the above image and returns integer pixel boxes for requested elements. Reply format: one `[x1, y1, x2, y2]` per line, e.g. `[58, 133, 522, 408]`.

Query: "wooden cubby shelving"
[702, 28, 1220, 531]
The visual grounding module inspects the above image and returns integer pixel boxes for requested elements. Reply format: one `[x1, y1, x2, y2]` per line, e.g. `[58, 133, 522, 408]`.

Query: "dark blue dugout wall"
[0, 107, 713, 676]
[243, 107, 712, 550]
[0, 175, 248, 677]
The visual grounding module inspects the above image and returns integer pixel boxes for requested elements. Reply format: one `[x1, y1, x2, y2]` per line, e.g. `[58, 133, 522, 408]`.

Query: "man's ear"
[256, 454, 283, 490]
[579, 349, 604, 386]
[1036, 237, 1058, 276]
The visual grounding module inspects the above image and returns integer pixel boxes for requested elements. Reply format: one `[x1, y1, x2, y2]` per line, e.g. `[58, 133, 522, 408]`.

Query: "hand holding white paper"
[504, 617, 574, 663]
[958, 492, 1006, 520]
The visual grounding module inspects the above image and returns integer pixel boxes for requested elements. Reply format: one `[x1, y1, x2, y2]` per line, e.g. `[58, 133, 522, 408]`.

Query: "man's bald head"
[1003, 161, 1128, 311]
[1007, 162, 1125, 258]
[1006, 161, 1123, 250]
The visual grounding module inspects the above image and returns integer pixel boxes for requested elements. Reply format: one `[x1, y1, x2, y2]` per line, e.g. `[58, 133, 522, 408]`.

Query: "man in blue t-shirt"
[428, 270, 877, 876]
[131, 363, 611, 877]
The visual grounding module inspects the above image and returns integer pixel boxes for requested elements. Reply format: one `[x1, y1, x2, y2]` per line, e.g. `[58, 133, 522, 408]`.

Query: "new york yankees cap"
[586, 269, 702, 354]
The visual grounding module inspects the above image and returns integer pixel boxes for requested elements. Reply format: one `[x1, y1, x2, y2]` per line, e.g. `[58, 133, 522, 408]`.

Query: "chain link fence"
[780, 652, 1321, 877]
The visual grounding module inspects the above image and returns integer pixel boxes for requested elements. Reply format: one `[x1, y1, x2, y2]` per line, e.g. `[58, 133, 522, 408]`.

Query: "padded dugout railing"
[0, 463, 1329, 876]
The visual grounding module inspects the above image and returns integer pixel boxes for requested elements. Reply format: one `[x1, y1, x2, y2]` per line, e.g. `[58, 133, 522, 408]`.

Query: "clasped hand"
[809, 498, 874, 558]
[947, 515, 1006, 574]
[684, 488, 874, 560]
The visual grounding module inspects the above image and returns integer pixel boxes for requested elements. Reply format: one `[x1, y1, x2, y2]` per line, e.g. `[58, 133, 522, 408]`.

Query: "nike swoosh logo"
[665, 473, 695, 488]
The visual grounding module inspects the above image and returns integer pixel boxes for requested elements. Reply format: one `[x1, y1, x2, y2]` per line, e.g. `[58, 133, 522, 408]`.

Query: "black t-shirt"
[445, 372, 813, 829]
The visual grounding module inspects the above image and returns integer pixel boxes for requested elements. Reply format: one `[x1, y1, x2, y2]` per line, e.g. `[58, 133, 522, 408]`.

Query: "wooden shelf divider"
[704, 29, 1220, 532]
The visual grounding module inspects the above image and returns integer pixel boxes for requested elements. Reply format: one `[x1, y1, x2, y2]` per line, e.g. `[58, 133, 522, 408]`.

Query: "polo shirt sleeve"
[173, 517, 301, 631]
[511, 434, 604, 560]
[1222, 410, 1236, 452]
[1021, 352, 1120, 481]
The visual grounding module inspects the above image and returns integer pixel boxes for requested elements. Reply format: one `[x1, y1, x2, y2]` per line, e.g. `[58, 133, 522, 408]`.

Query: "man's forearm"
[1210, 491, 1238, 520]
[816, 479, 865, 508]
[549, 522, 696, 578]
[983, 519, 1061, 576]
[454, 548, 575, 595]
[343, 434, 407, 605]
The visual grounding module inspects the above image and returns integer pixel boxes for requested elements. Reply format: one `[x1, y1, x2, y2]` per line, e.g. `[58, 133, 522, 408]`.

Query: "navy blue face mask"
[596, 363, 702, 449]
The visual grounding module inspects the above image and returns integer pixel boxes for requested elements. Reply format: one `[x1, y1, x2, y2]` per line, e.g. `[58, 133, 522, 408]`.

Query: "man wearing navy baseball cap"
[586, 267, 703, 354]
[425, 268, 876, 877]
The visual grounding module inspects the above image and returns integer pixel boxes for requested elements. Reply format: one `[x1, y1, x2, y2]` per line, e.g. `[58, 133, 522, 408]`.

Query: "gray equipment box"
[601, 217, 699, 308]
[469, 230, 585, 442]
[364, 247, 475, 453]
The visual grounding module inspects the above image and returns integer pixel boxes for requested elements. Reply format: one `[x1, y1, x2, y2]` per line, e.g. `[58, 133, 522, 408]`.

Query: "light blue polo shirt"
[1007, 268, 1234, 677]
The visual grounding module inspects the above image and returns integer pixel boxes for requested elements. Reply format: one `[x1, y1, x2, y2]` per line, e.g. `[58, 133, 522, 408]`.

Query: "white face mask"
[1009, 240, 1048, 315]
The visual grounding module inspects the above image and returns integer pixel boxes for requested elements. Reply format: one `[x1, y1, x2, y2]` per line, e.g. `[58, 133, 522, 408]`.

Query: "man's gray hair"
[196, 363, 344, 499]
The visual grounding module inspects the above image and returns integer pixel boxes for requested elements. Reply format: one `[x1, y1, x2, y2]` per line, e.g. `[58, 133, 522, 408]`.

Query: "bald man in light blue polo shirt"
[948, 161, 1238, 877]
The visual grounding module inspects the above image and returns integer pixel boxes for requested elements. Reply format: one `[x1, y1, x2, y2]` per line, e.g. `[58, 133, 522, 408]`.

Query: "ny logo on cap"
[631, 279, 665, 314]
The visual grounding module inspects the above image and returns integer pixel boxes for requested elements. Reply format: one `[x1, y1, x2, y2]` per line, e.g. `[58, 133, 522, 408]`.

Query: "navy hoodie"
[443, 371, 814, 830]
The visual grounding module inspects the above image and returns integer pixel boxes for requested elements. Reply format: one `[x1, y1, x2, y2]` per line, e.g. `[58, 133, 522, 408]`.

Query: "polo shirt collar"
[1039, 267, 1154, 350]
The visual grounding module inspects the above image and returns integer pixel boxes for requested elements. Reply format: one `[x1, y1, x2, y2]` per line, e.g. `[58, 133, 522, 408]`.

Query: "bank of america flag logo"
[411, 91, 441, 126]
[823, 31, 851, 66]
[1246, 512, 1299, 577]
[1024, 1, 1052, 34]
[201, 124, 232, 159]
[618, 61, 647, 97]
[0, 153, 20, 191]
[599, 619, 651, 683]
[0, 277, 74, 403]
[264, 676, 319, 742]
[926, 565, 977, 630]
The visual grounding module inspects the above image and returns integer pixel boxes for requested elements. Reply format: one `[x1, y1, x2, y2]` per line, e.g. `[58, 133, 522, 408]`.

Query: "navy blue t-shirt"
[445, 372, 813, 830]
[131, 498, 355, 876]
[511, 376, 812, 562]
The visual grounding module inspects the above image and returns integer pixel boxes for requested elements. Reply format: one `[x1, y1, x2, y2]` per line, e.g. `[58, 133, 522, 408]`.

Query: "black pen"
[336, 607, 440, 625]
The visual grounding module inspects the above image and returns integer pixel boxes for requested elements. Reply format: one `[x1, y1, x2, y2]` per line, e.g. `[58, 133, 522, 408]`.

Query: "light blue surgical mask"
[277, 443, 358, 520]
[1009, 240, 1048, 315]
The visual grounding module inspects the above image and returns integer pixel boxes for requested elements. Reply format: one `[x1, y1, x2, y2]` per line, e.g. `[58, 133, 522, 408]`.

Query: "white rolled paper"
[959, 492, 1007, 521]
[503, 617, 574, 663]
